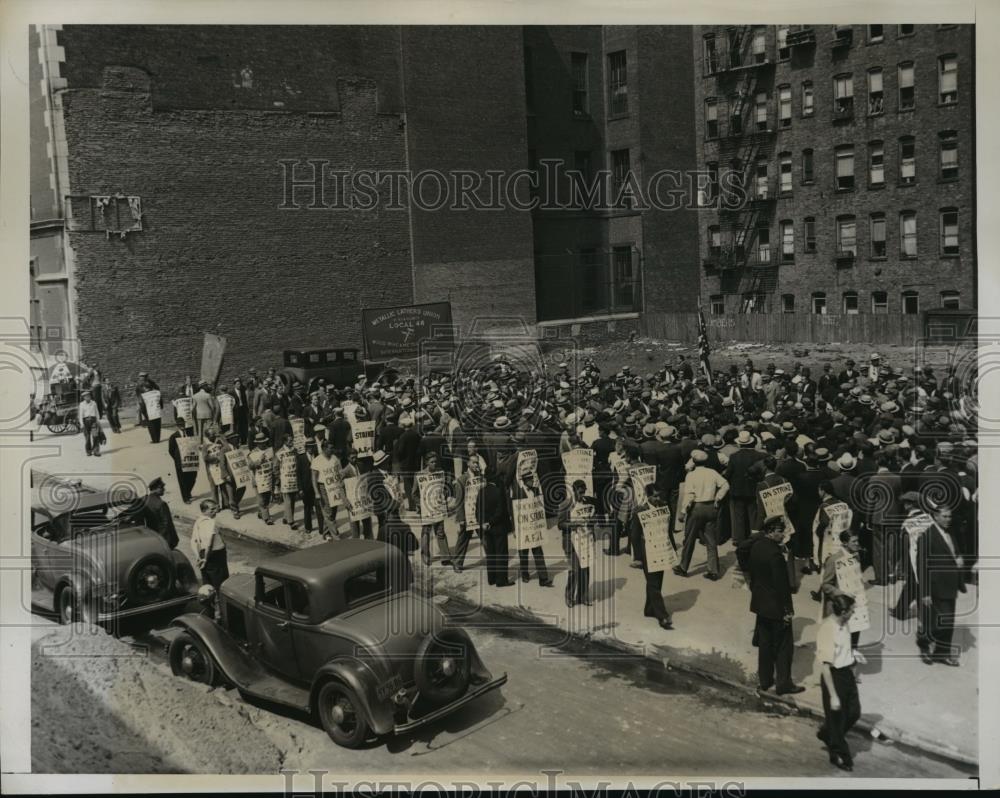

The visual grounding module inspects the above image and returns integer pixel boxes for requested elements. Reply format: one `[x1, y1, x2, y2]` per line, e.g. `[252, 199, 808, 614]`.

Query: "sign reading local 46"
[361, 302, 454, 360]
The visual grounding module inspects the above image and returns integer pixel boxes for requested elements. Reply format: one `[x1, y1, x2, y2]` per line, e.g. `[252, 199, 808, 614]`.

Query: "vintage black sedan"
[168, 539, 507, 748]
[31, 481, 201, 624]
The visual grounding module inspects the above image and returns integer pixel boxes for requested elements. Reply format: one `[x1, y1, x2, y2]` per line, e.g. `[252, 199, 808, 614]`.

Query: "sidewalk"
[31, 420, 979, 766]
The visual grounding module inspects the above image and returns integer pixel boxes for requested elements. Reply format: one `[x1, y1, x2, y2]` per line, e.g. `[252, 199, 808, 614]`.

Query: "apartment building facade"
[693, 23, 975, 317]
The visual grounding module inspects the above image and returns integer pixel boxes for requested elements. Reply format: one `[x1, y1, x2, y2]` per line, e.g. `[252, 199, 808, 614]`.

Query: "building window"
[608, 51, 628, 115]
[843, 292, 860, 315]
[869, 24, 884, 43]
[778, 85, 792, 127]
[833, 74, 854, 117]
[868, 68, 884, 115]
[801, 81, 814, 116]
[899, 136, 916, 183]
[869, 141, 884, 186]
[870, 213, 887, 257]
[779, 152, 792, 194]
[837, 215, 857, 255]
[703, 34, 719, 75]
[743, 292, 766, 313]
[835, 145, 855, 190]
[940, 291, 960, 309]
[728, 93, 744, 136]
[754, 157, 769, 199]
[802, 149, 814, 183]
[940, 131, 958, 180]
[898, 62, 915, 110]
[782, 294, 795, 313]
[812, 292, 827, 315]
[727, 28, 743, 69]
[940, 208, 959, 255]
[755, 91, 768, 131]
[872, 291, 888, 313]
[708, 225, 721, 259]
[571, 52, 589, 115]
[804, 217, 816, 253]
[777, 27, 790, 60]
[612, 246, 636, 311]
[780, 220, 794, 262]
[939, 55, 958, 104]
[699, 161, 719, 207]
[900, 210, 917, 257]
[710, 294, 725, 315]
[756, 224, 771, 265]
[898, 24, 915, 37]
[611, 149, 632, 208]
[705, 98, 719, 138]
[752, 27, 767, 63]
[902, 291, 920, 315]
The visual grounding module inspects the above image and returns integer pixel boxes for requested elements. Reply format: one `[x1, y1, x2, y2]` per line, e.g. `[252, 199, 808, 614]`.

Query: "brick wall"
[693, 24, 975, 317]
[403, 26, 537, 334]
[60, 59, 412, 391]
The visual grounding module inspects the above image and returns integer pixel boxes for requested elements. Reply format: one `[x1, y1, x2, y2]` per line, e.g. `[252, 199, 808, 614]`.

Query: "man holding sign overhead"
[557, 480, 596, 607]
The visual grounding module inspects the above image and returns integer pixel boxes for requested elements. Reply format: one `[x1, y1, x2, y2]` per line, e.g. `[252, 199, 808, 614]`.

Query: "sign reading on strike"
[142, 390, 162, 421]
[835, 553, 871, 633]
[204, 442, 227, 486]
[176, 436, 200, 473]
[639, 505, 678, 573]
[464, 474, 484, 531]
[351, 420, 375, 458]
[225, 449, 255, 495]
[513, 495, 546, 550]
[248, 448, 273, 493]
[344, 475, 372, 521]
[290, 418, 307, 454]
[315, 459, 345, 507]
[759, 482, 793, 521]
[217, 394, 235, 427]
[278, 450, 298, 494]
[417, 472, 449, 524]
[516, 449, 538, 478]
[173, 397, 193, 425]
[629, 465, 657, 501]
[563, 449, 595, 497]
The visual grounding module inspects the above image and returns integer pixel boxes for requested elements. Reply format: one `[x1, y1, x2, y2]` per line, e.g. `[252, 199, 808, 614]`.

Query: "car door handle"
[277, 621, 289, 629]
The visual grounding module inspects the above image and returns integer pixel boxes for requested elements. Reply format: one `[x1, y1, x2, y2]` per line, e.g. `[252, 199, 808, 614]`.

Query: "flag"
[697, 308, 713, 384]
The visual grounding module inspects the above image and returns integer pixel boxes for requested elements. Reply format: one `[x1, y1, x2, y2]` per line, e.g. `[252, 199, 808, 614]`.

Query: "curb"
[33, 467, 977, 770]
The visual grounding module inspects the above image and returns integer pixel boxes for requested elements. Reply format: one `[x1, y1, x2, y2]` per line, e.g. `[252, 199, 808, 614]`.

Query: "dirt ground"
[30, 624, 284, 774]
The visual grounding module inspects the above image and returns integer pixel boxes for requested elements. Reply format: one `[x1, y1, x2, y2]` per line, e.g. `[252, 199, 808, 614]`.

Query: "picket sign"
[248, 448, 273, 493]
[351, 419, 376, 458]
[142, 390, 162, 421]
[513, 494, 546, 550]
[290, 418, 306, 454]
[563, 448, 595, 497]
[417, 472, 448, 524]
[835, 553, 872, 633]
[176, 436, 200, 473]
[217, 394, 235, 427]
[639, 505, 678, 573]
[344, 475, 372, 521]
[278, 449, 299, 494]
[569, 502, 596, 567]
[225, 449, 256, 496]
[464, 474, 484, 531]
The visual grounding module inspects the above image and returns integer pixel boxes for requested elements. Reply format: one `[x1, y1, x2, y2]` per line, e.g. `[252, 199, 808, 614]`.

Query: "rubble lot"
[539, 338, 974, 379]
[30, 624, 284, 774]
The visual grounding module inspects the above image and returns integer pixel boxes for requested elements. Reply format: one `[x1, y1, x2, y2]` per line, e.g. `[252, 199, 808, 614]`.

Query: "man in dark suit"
[916, 504, 967, 666]
[557, 480, 597, 607]
[231, 377, 251, 446]
[747, 515, 804, 695]
[477, 467, 514, 587]
[143, 477, 179, 549]
[725, 430, 766, 545]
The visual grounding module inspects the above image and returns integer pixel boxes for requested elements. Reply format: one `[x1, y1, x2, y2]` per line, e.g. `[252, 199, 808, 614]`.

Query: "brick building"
[29, 24, 699, 387]
[692, 24, 976, 317]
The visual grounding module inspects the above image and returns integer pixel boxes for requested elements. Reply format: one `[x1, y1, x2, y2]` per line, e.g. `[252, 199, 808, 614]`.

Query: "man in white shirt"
[674, 449, 730, 580]
[816, 593, 861, 771]
[78, 390, 101, 457]
[190, 500, 228, 589]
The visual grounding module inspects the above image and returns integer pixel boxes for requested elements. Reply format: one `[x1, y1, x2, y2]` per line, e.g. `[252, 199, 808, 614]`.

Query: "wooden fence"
[639, 312, 926, 346]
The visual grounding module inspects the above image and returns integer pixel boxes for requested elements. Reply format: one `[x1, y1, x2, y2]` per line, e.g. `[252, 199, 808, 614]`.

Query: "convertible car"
[168, 539, 507, 747]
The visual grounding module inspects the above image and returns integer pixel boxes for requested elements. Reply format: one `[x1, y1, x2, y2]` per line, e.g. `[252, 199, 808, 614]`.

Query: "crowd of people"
[75, 348, 978, 772]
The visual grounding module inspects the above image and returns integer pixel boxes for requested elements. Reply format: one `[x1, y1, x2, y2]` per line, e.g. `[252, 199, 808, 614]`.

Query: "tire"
[169, 631, 218, 685]
[316, 680, 371, 748]
[414, 630, 472, 705]
[127, 554, 174, 604]
[47, 422, 67, 434]
[56, 585, 96, 627]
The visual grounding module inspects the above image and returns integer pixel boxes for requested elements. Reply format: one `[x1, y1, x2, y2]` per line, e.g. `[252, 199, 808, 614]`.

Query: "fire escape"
[702, 26, 787, 313]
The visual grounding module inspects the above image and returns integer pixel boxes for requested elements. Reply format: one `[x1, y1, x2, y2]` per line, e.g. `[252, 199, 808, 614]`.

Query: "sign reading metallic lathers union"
[361, 302, 453, 360]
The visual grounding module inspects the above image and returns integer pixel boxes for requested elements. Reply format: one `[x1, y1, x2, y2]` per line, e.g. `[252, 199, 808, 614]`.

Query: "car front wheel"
[317, 681, 371, 748]
[57, 586, 96, 627]
[169, 631, 218, 686]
